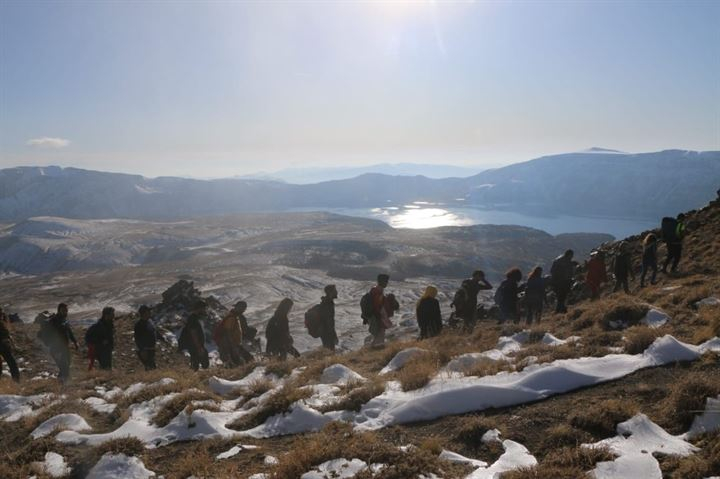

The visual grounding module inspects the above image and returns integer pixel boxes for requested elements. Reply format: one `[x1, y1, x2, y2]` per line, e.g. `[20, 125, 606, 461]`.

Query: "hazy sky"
[1, 1, 719, 178]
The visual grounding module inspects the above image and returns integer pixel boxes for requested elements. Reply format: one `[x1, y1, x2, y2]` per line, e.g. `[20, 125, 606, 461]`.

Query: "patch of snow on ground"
[441, 439, 537, 479]
[380, 348, 429, 375]
[86, 453, 155, 479]
[587, 414, 697, 479]
[685, 395, 720, 439]
[82, 396, 117, 414]
[208, 366, 273, 395]
[0, 393, 52, 421]
[541, 333, 580, 346]
[320, 364, 365, 385]
[439, 449, 488, 468]
[32, 452, 71, 477]
[643, 309, 670, 328]
[697, 296, 720, 307]
[215, 444, 259, 460]
[301, 458, 369, 479]
[242, 403, 333, 438]
[265, 455, 279, 465]
[31, 413, 92, 439]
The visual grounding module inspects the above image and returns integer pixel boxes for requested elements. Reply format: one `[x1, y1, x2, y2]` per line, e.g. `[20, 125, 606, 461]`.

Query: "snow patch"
[380, 348, 429, 375]
[685, 395, 720, 440]
[215, 444, 259, 460]
[242, 404, 333, 438]
[209, 366, 273, 396]
[301, 458, 369, 479]
[0, 393, 52, 422]
[31, 413, 92, 439]
[32, 452, 71, 477]
[319, 364, 365, 385]
[642, 309, 670, 328]
[86, 453, 155, 479]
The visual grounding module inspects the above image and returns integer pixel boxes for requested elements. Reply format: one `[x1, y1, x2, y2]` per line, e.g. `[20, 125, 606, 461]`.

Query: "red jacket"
[586, 257, 608, 286]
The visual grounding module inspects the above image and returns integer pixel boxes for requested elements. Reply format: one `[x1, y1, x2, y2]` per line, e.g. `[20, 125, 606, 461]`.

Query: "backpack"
[360, 292, 373, 324]
[304, 305, 323, 338]
[661, 217, 678, 242]
[493, 283, 505, 306]
[452, 288, 468, 315]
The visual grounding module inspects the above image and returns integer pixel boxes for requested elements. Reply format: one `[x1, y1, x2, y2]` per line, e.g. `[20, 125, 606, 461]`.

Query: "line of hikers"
[0, 213, 687, 383]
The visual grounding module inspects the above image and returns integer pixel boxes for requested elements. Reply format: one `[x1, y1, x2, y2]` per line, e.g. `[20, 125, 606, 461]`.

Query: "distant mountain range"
[240, 163, 485, 184]
[1, 149, 718, 222]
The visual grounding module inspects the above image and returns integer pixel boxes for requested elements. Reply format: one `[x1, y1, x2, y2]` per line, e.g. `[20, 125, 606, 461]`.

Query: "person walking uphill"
[613, 242, 635, 294]
[305, 285, 339, 351]
[38, 303, 79, 384]
[416, 286, 442, 339]
[497, 268, 523, 323]
[85, 307, 115, 370]
[662, 213, 686, 274]
[178, 301, 210, 370]
[266, 298, 300, 360]
[362, 274, 393, 347]
[134, 305, 157, 370]
[0, 307, 20, 382]
[214, 303, 253, 366]
[551, 250, 576, 314]
[640, 234, 658, 288]
[460, 270, 492, 332]
[586, 251, 608, 300]
[525, 267, 546, 325]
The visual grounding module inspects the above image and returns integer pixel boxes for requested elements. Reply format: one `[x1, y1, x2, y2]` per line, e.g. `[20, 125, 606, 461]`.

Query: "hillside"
[0, 198, 719, 478]
[1, 149, 718, 221]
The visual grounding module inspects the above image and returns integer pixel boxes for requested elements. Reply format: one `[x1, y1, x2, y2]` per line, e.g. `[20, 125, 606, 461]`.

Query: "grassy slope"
[1, 199, 719, 478]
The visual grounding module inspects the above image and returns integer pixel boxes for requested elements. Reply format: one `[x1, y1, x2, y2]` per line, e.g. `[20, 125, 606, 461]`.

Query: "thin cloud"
[26, 137, 71, 149]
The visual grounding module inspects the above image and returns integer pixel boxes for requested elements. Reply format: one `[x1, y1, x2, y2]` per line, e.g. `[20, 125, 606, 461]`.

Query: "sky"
[0, 0, 719, 178]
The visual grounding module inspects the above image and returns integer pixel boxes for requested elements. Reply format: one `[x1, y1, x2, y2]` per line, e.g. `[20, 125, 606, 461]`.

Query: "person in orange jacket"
[586, 250, 608, 300]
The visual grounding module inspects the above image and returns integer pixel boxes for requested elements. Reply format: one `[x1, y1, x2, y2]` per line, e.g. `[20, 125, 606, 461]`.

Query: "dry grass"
[659, 432, 720, 479]
[462, 357, 513, 377]
[455, 417, 505, 448]
[228, 381, 312, 431]
[152, 390, 220, 427]
[270, 421, 467, 479]
[505, 445, 615, 479]
[569, 399, 638, 438]
[658, 372, 720, 433]
[319, 376, 387, 413]
[238, 377, 275, 401]
[395, 352, 440, 392]
[624, 326, 660, 354]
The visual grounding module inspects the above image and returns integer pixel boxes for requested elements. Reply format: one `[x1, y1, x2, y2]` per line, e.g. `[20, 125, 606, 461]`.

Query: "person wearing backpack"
[317, 285, 339, 351]
[178, 301, 210, 370]
[214, 307, 246, 367]
[38, 303, 78, 384]
[460, 270, 492, 332]
[0, 307, 20, 382]
[551, 250, 576, 314]
[640, 233, 658, 288]
[266, 298, 300, 359]
[662, 213, 686, 274]
[612, 242, 635, 294]
[498, 268, 523, 323]
[525, 267, 546, 325]
[367, 274, 390, 347]
[85, 307, 115, 370]
[585, 251, 608, 300]
[416, 286, 442, 339]
[134, 305, 157, 370]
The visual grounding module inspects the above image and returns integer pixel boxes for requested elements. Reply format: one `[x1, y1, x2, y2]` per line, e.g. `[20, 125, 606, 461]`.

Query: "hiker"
[178, 300, 210, 370]
[214, 304, 254, 367]
[497, 268, 523, 323]
[586, 251, 608, 300]
[366, 274, 391, 347]
[613, 242, 635, 294]
[459, 270, 492, 332]
[0, 307, 20, 382]
[525, 267, 546, 324]
[37, 303, 78, 384]
[416, 285, 442, 339]
[319, 285, 339, 350]
[662, 213, 686, 274]
[85, 307, 115, 370]
[266, 298, 299, 360]
[134, 305, 157, 370]
[640, 233, 658, 288]
[551, 250, 576, 313]
[233, 301, 258, 348]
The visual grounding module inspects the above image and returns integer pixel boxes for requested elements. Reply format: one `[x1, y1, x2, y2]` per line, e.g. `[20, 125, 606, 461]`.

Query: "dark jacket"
[266, 313, 296, 358]
[134, 319, 157, 350]
[551, 255, 575, 284]
[178, 315, 206, 353]
[416, 297, 442, 339]
[0, 317, 10, 342]
[461, 279, 492, 320]
[237, 313, 257, 342]
[642, 243, 657, 266]
[614, 252, 633, 279]
[498, 279, 521, 313]
[317, 297, 338, 347]
[525, 276, 545, 304]
[85, 319, 114, 352]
